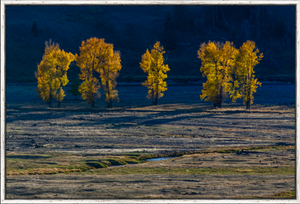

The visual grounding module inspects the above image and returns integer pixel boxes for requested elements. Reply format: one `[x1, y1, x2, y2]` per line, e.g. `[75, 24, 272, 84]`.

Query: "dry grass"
[5, 85, 296, 198]
[6, 167, 84, 176]
[235, 169, 254, 173]
[6, 146, 295, 176]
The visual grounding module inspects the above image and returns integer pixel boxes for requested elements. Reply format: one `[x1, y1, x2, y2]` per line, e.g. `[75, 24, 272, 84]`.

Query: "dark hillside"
[5, 5, 295, 83]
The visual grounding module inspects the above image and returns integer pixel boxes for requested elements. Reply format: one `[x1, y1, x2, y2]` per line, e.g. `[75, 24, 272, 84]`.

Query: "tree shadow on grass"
[5, 102, 295, 132]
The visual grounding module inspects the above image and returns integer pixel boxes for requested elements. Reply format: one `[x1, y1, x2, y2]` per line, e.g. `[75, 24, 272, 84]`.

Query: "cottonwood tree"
[140, 41, 170, 105]
[99, 44, 122, 108]
[198, 41, 238, 108]
[76, 37, 121, 108]
[229, 40, 263, 110]
[76, 38, 104, 107]
[36, 40, 75, 107]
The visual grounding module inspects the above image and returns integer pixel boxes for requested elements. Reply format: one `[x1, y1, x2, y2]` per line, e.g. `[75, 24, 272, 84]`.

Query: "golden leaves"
[140, 41, 170, 105]
[234, 41, 263, 107]
[76, 37, 122, 107]
[198, 40, 263, 109]
[198, 41, 238, 106]
[36, 40, 75, 104]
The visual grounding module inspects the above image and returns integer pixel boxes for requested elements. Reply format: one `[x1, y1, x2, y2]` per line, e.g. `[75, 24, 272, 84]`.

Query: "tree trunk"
[58, 101, 61, 108]
[218, 100, 222, 108]
[91, 100, 95, 108]
[246, 99, 251, 110]
[154, 89, 159, 105]
[246, 66, 252, 111]
[106, 80, 113, 108]
[49, 89, 52, 107]
[218, 86, 223, 108]
[215, 84, 222, 108]
[107, 100, 113, 108]
[246, 84, 251, 110]
[154, 97, 158, 106]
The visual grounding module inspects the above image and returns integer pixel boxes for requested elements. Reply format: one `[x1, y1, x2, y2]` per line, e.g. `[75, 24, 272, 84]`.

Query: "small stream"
[146, 157, 175, 162]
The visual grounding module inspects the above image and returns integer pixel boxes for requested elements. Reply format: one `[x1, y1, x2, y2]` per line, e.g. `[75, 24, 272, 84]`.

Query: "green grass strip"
[239, 190, 295, 199]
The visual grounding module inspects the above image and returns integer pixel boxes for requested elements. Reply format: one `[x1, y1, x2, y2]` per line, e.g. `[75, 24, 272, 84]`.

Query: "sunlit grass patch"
[119, 152, 143, 156]
[6, 167, 87, 176]
[237, 190, 295, 199]
[86, 162, 108, 169]
[6, 156, 93, 175]
[274, 190, 295, 198]
[235, 169, 254, 173]
[137, 145, 294, 161]
[6, 153, 143, 175]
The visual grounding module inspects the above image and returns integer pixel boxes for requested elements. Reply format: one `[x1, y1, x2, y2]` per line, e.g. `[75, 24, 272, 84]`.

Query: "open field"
[5, 83, 295, 199]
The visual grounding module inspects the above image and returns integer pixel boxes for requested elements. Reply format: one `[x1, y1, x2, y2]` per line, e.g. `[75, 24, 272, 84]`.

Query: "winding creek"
[146, 157, 175, 162]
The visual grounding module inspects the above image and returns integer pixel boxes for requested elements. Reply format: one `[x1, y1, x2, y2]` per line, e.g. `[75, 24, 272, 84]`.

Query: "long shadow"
[6, 102, 295, 132]
[169, 120, 295, 130]
[209, 116, 295, 121]
[6, 102, 210, 123]
[6, 155, 52, 159]
[6, 105, 128, 114]
[107, 107, 295, 129]
[6, 112, 72, 123]
[49, 111, 217, 129]
[206, 109, 295, 115]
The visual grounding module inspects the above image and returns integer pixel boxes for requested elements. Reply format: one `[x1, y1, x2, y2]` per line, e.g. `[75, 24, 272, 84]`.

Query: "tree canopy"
[99, 44, 122, 108]
[76, 37, 121, 108]
[36, 40, 75, 107]
[198, 41, 238, 107]
[140, 41, 170, 105]
[230, 40, 263, 110]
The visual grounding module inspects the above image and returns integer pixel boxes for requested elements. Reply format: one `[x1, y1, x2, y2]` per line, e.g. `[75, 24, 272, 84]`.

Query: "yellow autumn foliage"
[36, 40, 75, 107]
[140, 41, 170, 105]
[99, 46, 122, 108]
[230, 40, 263, 110]
[198, 41, 238, 107]
[76, 37, 121, 108]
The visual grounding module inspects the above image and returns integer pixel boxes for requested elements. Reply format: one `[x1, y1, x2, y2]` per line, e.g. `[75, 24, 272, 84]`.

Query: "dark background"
[5, 5, 295, 84]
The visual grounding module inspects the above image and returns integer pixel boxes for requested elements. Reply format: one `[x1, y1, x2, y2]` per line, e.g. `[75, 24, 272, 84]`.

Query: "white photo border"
[1, 0, 299, 203]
